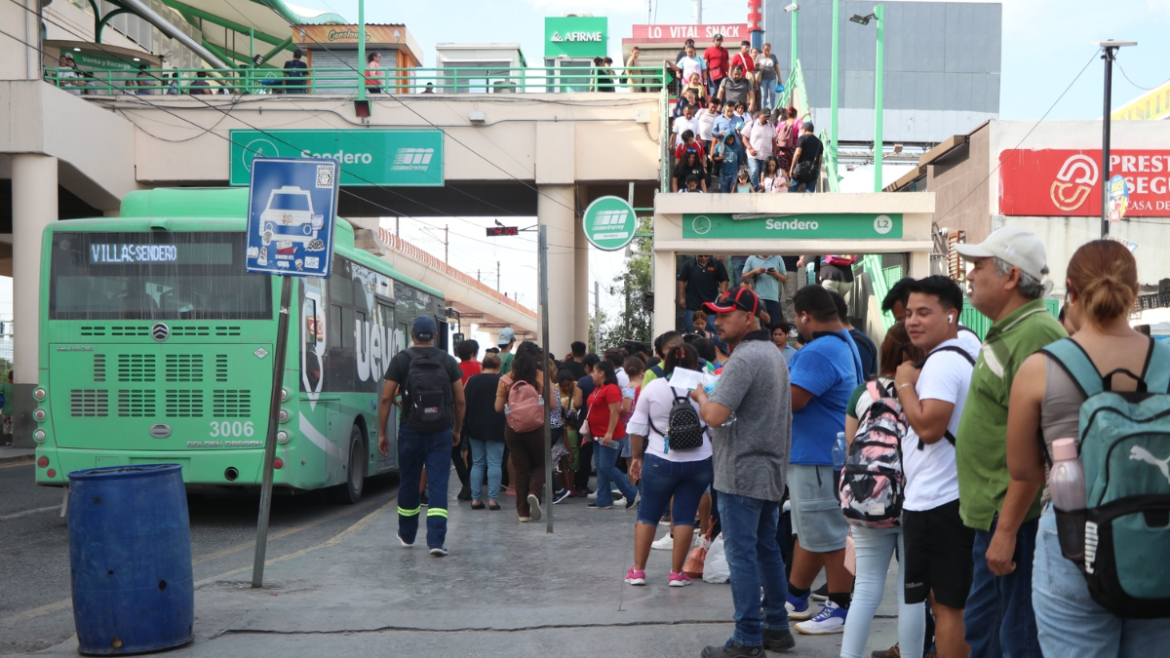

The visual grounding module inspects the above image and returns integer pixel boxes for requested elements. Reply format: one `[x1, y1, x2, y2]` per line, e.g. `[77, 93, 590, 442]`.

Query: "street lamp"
[1092, 39, 1137, 238]
[852, 7, 884, 192]
[785, 3, 799, 75]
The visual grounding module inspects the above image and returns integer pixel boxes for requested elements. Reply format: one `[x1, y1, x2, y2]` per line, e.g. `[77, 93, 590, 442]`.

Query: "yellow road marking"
[0, 460, 34, 469]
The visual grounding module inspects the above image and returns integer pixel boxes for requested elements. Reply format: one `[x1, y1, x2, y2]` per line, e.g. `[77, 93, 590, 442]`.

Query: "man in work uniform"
[379, 316, 466, 557]
[678, 255, 730, 334]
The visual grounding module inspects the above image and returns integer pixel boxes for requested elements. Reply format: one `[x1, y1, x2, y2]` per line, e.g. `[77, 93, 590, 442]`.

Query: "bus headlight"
[33, 429, 46, 442]
[276, 430, 289, 444]
[278, 409, 290, 423]
[33, 409, 46, 422]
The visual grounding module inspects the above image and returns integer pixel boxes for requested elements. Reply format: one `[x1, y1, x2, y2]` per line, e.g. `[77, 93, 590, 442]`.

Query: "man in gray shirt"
[691, 287, 795, 658]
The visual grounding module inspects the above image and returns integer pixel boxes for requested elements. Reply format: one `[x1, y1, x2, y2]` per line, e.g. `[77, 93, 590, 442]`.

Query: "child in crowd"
[692, 310, 709, 337]
[734, 168, 755, 193]
[682, 175, 704, 193]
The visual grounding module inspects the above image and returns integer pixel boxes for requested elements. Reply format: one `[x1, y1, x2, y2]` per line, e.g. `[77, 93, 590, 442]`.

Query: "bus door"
[376, 299, 397, 473]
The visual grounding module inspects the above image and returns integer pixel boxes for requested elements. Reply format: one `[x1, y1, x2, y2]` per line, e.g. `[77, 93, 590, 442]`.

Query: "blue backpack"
[1042, 337, 1170, 619]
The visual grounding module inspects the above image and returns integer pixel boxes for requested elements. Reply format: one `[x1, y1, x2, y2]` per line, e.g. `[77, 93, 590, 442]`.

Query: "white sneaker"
[795, 601, 847, 635]
[651, 534, 674, 551]
[528, 494, 542, 522]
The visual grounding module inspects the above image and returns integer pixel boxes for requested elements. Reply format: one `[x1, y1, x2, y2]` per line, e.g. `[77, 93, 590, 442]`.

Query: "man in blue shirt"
[784, 286, 863, 635]
[741, 255, 788, 326]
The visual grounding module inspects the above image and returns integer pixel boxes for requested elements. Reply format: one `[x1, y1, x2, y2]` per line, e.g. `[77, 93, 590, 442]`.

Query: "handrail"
[43, 66, 669, 96]
[375, 227, 536, 319]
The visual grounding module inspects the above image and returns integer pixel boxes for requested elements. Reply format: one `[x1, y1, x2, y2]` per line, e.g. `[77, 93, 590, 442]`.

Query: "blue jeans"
[760, 79, 777, 110]
[731, 255, 748, 289]
[747, 157, 766, 189]
[595, 438, 638, 507]
[396, 424, 453, 549]
[1033, 507, 1170, 657]
[636, 454, 713, 526]
[762, 299, 780, 328]
[965, 515, 1042, 658]
[717, 491, 789, 647]
[683, 309, 717, 334]
[842, 526, 925, 658]
[720, 169, 737, 193]
[468, 438, 504, 502]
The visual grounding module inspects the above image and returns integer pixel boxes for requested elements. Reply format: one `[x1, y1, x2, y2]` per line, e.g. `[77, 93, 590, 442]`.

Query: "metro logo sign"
[999, 149, 1170, 217]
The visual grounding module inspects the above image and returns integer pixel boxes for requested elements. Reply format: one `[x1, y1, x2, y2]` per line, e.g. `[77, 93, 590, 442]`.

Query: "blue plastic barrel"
[67, 464, 194, 655]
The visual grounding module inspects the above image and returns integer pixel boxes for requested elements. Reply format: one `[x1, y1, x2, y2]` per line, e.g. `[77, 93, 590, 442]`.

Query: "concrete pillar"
[12, 154, 57, 448]
[573, 212, 590, 348]
[909, 249, 930, 279]
[537, 185, 576, 354]
[652, 248, 676, 343]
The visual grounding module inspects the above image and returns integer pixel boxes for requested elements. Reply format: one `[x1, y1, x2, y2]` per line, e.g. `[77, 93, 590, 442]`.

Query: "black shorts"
[902, 499, 976, 608]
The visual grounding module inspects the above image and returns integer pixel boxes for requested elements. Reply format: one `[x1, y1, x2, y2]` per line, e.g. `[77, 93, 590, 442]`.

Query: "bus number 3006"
[209, 421, 255, 437]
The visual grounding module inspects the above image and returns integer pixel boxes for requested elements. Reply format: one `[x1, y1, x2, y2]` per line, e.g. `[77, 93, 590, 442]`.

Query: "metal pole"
[830, 0, 840, 160]
[694, 0, 701, 25]
[873, 5, 884, 193]
[357, 0, 366, 101]
[1101, 46, 1115, 238]
[497, 262, 501, 291]
[594, 281, 601, 351]
[791, 9, 798, 76]
[444, 225, 449, 263]
[538, 226, 553, 533]
[395, 216, 399, 237]
[252, 275, 293, 588]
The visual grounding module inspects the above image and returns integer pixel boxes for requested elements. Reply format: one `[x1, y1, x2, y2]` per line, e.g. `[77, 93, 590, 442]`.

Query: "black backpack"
[910, 346, 976, 449]
[649, 387, 707, 453]
[403, 348, 454, 434]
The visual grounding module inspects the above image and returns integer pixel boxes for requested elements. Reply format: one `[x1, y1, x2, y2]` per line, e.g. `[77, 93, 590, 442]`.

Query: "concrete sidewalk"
[30, 477, 904, 658]
[0, 447, 34, 465]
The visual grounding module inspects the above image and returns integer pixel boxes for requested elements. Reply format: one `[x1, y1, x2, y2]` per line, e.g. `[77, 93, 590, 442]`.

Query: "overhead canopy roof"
[158, 0, 346, 67]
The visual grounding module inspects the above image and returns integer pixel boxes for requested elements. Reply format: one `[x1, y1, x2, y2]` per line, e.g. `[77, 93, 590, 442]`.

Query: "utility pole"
[356, 0, 366, 102]
[830, 0, 840, 160]
[538, 225, 553, 533]
[873, 5, 885, 192]
[444, 225, 449, 263]
[593, 281, 601, 352]
[395, 216, 399, 237]
[1093, 40, 1137, 238]
[497, 262, 500, 291]
[694, 0, 701, 25]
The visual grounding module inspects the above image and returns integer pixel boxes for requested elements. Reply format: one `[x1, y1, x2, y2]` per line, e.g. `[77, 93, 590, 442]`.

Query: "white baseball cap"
[953, 226, 1049, 282]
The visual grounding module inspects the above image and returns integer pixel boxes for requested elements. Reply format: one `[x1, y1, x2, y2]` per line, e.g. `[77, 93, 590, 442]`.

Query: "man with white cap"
[497, 327, 516, 376]
[951, 226, 1065, 658]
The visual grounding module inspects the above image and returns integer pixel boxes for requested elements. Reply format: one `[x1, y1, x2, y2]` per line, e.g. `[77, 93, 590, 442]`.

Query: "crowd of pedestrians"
[378, 226, 1170, 657]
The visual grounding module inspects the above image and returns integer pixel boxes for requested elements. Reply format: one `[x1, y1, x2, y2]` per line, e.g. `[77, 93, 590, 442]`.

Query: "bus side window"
[329, 305, 342, 349]
[305, 298, 317, 346]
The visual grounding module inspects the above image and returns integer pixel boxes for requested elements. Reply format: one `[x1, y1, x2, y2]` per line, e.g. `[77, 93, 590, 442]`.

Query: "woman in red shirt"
[586, 359, 640, 510]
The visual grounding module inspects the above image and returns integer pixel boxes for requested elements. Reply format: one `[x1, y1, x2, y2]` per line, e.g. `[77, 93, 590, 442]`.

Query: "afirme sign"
[229, 129, 443, 187]
[999, 149, 1170, 217]
[545, 16, 608, 59]
[682, 214, 903, 240]
[630, 24, 751, 42]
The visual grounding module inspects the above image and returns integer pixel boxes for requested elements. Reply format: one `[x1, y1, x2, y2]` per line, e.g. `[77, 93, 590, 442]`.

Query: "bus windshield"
[49, 232, 272, 320]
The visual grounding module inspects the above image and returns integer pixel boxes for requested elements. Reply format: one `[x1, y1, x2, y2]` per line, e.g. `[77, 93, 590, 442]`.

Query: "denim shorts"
[788, 464, 849, 552]
[636, 453, 714, 526]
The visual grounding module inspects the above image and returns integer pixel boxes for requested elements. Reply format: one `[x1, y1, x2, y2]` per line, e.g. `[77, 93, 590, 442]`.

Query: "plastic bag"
[703, 534, 730, 584]
[684, 528, 713, 578]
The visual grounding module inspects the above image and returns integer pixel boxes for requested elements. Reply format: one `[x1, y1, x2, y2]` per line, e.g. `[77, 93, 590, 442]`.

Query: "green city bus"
[33, 187, 447, 503]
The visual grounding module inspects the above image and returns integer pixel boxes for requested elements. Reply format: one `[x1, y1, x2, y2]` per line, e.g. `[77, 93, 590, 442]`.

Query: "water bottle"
[1050, 438, 1087, 511]
[832, 432, 847, 468]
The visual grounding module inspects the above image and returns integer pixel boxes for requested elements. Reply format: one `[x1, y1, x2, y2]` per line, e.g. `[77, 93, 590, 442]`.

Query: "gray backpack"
[1042, 337, 1170, 619]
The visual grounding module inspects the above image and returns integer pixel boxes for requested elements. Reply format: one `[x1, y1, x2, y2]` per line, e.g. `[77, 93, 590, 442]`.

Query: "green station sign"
[682, 213, 903, 240]
[583, 196, 637, 251]
[545, 16, 608, 59]
[229, 129, 444, 187]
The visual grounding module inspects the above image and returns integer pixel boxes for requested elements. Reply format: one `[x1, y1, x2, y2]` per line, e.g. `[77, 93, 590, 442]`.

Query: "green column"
[830, 0, 840, 162]
[357, 0, 366, 100]
[790, 8, 798, 73]
[874, 5, 884, 192]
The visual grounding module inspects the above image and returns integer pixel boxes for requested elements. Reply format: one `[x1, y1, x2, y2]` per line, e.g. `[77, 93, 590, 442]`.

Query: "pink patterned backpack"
[839, 380, 906, 529]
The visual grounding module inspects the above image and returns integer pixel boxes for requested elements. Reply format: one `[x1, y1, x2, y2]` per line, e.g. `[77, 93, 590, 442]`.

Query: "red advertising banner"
[999, 149, 1170, 217]
[629, 24, 751, 43]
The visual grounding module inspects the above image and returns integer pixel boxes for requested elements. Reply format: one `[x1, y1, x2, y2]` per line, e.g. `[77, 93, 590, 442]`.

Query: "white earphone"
[947, 315, 954, 325]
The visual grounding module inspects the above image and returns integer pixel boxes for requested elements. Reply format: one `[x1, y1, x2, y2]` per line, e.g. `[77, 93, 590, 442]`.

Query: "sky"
[287, 0, 1170, 333]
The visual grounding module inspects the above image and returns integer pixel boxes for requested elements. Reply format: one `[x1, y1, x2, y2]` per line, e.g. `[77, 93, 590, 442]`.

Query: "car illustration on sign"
[259, 185, 326, 247]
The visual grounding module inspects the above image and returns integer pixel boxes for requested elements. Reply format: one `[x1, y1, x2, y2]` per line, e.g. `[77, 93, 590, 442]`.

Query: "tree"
[606, 217, 653, 345]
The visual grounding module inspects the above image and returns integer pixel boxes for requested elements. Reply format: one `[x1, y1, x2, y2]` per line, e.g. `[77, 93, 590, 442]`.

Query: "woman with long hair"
[585, 359, 640, 510]
[759, 156, 789, 193]
[840, 322, 927, 658]
[625, 343, 714, 586]
[494, 341, 547, 521]
[673, 150, 708, 193]
[1007, 241, 1170, 655]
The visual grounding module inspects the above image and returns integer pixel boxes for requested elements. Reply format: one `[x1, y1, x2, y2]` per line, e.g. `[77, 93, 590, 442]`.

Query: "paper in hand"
[668, 367, 707, 391]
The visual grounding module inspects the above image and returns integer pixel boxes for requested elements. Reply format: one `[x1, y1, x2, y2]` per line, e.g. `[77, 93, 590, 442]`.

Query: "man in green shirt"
[496, 327, 515, 375]
[953, 227, 1066, 658]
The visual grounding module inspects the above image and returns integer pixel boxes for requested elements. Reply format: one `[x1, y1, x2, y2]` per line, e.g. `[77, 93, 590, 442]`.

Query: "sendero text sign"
[999, 149, 1170, 217]
[682, 214, 902, 240]
[229, 129, 443, 187]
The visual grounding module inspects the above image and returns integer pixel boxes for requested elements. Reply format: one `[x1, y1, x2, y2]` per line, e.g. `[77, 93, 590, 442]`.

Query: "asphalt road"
[0, 462, 400, 657]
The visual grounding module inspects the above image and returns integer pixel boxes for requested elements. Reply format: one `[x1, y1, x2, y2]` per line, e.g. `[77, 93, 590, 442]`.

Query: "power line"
[1116, 61, 1168, 92]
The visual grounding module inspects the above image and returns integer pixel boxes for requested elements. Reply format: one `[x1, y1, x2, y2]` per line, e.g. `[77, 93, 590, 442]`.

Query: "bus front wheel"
[337, 425, 365, 505]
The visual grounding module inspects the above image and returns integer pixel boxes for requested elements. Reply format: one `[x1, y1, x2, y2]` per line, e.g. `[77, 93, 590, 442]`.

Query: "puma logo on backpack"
[839, 380, 906, 529]
[1042, 337, 1170, 619]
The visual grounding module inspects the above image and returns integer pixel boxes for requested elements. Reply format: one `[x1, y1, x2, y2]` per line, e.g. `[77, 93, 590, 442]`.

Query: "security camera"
[785, 3, 799, 12]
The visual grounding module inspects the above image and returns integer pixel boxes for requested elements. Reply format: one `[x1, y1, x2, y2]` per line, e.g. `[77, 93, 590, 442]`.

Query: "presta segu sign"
[230, 129, 443, 187]
[682, 214, 902, 240]
[999, 149, 1170, 217]
[583, 196, 637, 251]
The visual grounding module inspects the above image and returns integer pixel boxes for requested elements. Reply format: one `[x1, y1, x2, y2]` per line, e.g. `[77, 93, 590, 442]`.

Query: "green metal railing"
[43, 66, 669, 96]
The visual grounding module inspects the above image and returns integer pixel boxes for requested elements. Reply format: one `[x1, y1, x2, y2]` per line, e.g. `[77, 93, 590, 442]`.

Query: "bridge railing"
[375, 227, 536, 319]
[43, 66, 670, 97]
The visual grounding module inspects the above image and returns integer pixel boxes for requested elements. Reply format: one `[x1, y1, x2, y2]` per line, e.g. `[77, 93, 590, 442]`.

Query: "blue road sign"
[245, 158, 340, 278]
